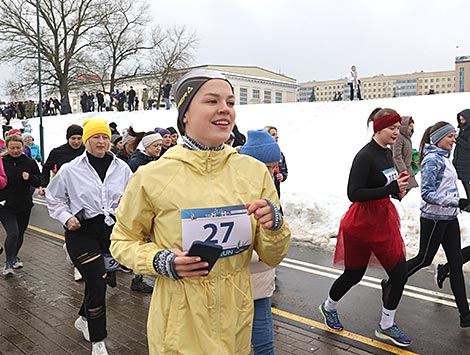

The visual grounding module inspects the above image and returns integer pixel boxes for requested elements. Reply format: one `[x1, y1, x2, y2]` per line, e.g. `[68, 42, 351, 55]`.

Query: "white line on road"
[281, 257, 461, 308]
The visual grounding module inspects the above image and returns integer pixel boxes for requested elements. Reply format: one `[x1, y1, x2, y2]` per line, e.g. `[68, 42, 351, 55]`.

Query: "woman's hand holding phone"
[171, 248, 210, 278]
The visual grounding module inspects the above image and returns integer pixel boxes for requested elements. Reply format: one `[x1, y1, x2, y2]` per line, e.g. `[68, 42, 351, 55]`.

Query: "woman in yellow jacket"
[110, 69, 291, 355]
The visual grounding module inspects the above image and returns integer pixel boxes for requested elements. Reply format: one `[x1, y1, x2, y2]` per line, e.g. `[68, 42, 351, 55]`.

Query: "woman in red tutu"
[319, 108, 411, 347]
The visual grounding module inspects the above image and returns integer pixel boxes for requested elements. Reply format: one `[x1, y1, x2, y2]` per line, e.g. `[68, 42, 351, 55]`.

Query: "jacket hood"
[160, 144, 239, 174]
[399, 116, 413, 137]
[457, 109, 470, 129]
[423, 143, 451, 158]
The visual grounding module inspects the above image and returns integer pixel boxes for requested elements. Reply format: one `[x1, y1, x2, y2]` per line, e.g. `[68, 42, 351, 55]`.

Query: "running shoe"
[92, 341, 109, 355]
[12, 257, 23, 269]
[318, 303, 343, 331]
[375, 323, 411, 347]
[74, 316, 90, 342]
[435, 264, 449, 289]
[131, 276, 153, 293]
[2, 261, 14, 277]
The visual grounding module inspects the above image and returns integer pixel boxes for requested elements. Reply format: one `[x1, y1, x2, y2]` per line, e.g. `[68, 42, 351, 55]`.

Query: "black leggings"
[65, 218, 113, 342]
[329, 260, 407, 310]
[407, 217, 469, 316]
[0, 209, 32, 263]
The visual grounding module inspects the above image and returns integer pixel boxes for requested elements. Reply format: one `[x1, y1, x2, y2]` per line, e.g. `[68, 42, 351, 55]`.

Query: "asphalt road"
[30, 196, 470, 355]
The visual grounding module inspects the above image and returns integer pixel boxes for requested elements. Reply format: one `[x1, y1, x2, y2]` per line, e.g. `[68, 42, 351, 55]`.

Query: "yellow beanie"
[82, 119, 111, 143]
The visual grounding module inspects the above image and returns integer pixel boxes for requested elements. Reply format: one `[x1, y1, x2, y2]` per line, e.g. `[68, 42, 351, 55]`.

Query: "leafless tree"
[148, 25, 199, 109]
[0, 0, 108, 113]
[85, 0, 153, 94]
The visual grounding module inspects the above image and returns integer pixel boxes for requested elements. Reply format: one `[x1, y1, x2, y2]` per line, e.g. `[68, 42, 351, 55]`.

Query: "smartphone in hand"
[188, 241, 223, 273]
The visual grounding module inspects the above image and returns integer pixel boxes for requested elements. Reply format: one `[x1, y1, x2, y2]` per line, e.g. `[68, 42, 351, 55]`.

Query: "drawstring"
[223, 274, 251, 312]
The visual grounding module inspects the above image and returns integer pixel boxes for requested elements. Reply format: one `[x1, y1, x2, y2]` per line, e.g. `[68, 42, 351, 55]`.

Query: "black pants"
[65, 217, 113, 342]
[348, 82, 362, 101]
[0, 209, 31, 263]
[407, 217, 469, 316]
[329, 260, 407, 311]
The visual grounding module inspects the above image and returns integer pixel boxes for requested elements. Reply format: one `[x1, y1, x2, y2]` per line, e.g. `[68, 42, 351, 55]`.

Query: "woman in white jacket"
[46, 119, 132, 355]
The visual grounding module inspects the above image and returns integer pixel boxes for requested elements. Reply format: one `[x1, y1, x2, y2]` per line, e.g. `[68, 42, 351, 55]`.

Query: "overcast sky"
[150, 0, 470, 81]
[2, 0, 470, 99]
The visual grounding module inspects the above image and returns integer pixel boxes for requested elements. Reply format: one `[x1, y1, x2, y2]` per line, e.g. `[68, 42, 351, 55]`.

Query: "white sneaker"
[74, 316, 90, 342]
[63, 243, 73, 265]
[74, 267, 83, 281]
[92, 341, 109, 355]
[2, 264, 14, 277]
[12, 257, 23, 269]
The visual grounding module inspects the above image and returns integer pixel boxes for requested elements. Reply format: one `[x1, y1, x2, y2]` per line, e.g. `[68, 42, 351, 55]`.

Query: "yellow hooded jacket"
[110, 144, 290, 355]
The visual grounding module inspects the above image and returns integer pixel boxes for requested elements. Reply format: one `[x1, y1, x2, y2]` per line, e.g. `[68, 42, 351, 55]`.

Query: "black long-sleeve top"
[40, 143, 85, 187]
[0, 154, 41, 212]
[347, 139, 400, 202]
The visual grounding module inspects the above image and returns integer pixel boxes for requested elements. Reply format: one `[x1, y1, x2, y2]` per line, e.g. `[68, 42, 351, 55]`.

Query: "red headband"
[373, 114, 402, 133]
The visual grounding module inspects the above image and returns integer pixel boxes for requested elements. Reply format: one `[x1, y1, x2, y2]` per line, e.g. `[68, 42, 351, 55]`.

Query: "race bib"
[103, 253, 120, 272]
[182, 205, 252, 258]
[382, 167, 398, 186]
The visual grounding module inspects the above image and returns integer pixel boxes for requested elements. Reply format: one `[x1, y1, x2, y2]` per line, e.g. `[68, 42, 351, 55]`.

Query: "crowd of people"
[79, 82, 173, 114]
[2, 67, 470, 354]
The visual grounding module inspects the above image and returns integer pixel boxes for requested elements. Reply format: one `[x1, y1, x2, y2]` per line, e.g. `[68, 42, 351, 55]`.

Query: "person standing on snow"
[348, 65, 362, 101]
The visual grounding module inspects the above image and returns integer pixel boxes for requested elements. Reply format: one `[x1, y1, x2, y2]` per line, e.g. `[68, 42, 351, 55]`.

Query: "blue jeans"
[252, 297, 275, 355]
[164, 97, 171, 110]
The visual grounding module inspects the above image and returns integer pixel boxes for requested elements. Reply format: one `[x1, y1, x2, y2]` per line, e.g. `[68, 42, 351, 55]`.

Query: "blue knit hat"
[239, 130, 281, 163]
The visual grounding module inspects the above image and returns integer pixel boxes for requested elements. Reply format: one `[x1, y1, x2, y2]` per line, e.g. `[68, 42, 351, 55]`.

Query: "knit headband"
[174, 69, 233, 135]
[430, 123, 456, 144]
[373, 114, 402, 133]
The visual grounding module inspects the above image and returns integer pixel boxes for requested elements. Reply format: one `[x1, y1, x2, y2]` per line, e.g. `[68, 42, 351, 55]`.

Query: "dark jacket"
[128, 150, 157, 172]
[453, 109, 470, 181]
[41, 142, 85, 186]
[274, 152, 288, 197]
[0, 154, 41, 212]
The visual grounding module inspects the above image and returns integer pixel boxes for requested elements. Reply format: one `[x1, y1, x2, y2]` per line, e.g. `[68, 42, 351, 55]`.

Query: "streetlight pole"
[36, 0, 44, 164]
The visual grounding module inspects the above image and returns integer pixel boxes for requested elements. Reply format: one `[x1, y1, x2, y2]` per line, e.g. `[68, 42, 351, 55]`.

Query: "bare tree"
[85, 0, 153, 94]
[148, 25, 198, 109]
[0, 0, 108, 113]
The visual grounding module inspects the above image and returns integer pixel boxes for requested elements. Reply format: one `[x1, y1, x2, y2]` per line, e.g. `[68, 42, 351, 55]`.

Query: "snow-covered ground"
[13, 92, 470, 266]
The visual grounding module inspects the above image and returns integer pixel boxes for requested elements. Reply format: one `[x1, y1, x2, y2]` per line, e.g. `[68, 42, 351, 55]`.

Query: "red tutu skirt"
[334, 198, 406, 270]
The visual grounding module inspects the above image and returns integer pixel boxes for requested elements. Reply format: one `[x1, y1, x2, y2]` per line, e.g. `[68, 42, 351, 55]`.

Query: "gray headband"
[430, 123, 456, 144]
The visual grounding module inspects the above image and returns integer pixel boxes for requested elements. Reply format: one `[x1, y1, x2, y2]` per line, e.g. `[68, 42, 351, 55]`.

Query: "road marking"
[28, 224, 64, 241]
[281, 258, 462, 307]
[272, 307, 419, 355]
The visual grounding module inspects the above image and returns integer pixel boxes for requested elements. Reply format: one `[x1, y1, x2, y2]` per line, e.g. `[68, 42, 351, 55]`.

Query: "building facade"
[299, 70, 456, 102]
[68, 65, 298, 112]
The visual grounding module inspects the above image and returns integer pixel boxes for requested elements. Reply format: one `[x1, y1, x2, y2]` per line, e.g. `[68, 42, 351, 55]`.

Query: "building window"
[239, 88, 248, 105]
[460, 68, 465, 92]
[253, 89, 260, 100]
[264, 91, 271, 103]
[275, 92, 282, 103]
